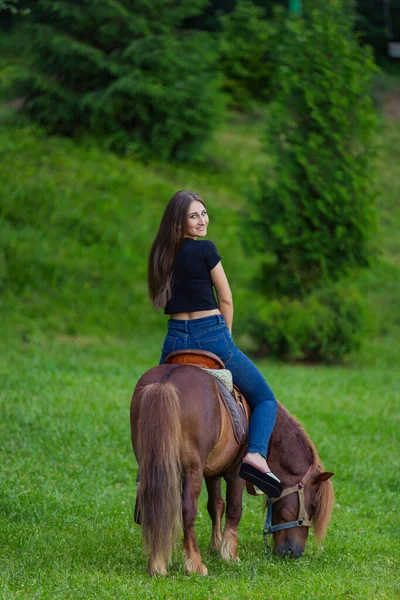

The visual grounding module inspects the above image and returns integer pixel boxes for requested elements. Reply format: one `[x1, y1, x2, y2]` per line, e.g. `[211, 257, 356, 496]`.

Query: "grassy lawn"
[0, 331, 399, 599]
[1, 66, 400, 598]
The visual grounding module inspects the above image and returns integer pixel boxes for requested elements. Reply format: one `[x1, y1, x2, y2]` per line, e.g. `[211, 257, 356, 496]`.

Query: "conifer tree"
[219, 0, 274, 109]
[17, 0, 225, 159]
[246, 0, 378, 362]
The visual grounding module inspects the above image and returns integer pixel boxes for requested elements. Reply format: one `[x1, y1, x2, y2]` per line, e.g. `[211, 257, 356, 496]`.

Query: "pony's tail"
[136, 381, 182, 574]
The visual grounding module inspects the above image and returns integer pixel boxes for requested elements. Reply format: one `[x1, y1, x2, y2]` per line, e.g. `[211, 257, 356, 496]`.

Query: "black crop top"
[164, 238, 221, 314]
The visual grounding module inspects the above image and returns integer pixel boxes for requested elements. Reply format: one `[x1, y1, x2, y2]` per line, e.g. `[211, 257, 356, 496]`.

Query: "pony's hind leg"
[206, 476, 225, 551]
[220, 474, 245, 562]
[182, 470, 208, 575]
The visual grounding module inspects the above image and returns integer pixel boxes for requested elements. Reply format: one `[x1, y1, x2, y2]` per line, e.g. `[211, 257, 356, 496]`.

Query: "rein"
[263, 464, 314, 557]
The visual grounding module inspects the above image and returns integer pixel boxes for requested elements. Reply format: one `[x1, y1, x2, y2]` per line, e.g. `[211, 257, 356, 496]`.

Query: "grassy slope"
[0, 109, 266, 341]
[1, 80, 400, 597]
[0, 25, 269, 342]
[1, 107, 399, 356]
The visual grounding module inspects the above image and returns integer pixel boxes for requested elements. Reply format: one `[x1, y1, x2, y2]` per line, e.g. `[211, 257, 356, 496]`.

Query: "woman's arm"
[210, 262, 233, 333]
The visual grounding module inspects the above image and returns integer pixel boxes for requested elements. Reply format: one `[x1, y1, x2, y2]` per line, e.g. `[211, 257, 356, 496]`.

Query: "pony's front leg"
[220, 474, 245, 562]
[205, 476, 225, 551]
[182, 471, 208, 575]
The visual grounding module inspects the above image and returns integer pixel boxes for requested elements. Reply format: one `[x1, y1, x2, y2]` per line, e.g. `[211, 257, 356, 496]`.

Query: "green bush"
[244, 0, 378, 361]
[13, 0, 226, 160]
[247, 284, 368, 363]
[250, 1, 378, 297]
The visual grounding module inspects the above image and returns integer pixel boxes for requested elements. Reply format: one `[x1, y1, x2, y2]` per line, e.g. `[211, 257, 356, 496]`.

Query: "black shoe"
[239, 463, 282, 498]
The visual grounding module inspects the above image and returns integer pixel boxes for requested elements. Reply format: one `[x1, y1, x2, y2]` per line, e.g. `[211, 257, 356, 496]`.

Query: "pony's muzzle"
[275, 541, 305, 559]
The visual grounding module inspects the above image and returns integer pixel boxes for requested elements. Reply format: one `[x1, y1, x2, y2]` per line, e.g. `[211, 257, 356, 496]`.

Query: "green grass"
[0, 335, 399, 599]
[0, 102, 399, 590]
[1, 57, 400, 597]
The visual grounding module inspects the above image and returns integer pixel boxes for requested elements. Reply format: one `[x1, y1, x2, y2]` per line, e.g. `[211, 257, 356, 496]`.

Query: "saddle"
[165, 350, 249, 445]
[165, 349, 225, 369]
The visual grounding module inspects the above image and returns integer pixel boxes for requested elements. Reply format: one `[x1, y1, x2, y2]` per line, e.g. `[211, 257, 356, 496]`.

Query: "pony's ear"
[313, 471, 334, 483]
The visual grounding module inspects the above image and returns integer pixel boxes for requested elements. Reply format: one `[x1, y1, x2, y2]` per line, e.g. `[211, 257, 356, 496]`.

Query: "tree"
[0, 0, 20, 11]
[245, 0, 378, 362]
[218, 0, 275, 109]
[355, 0, 400, 60]
[15, 0, 226, 159]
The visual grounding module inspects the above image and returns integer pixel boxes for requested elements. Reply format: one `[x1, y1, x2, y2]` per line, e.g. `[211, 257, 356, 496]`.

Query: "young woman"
[148, 190, 282, 497]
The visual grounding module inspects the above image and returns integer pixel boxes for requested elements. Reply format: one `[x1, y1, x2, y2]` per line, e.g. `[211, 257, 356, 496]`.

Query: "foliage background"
[240, 1, 378, 362]
[0, 1, 399, 596]
[1, 0, 392, 363]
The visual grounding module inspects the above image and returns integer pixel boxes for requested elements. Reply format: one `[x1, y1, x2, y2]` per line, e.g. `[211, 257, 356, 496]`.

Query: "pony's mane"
[278, 403, 335, 542]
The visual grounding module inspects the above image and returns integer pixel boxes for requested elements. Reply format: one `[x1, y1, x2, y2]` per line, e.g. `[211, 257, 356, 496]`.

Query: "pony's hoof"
[220, 537, 238, 562]
[198, 564, 208, 576]
[148, 557, 168, 576]
[192, 564, 208, 577]
[210, 536, 222, 551]
[185, 565, 208, 576]
[148, 567, 168, 576]
[184, 558, 208, 576]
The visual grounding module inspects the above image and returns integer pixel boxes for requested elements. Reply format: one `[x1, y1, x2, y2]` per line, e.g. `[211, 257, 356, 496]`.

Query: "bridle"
[263, 464, 314, 556]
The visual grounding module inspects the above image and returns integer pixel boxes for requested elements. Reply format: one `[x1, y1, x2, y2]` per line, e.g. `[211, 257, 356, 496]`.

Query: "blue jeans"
[160, 314, 277, 458]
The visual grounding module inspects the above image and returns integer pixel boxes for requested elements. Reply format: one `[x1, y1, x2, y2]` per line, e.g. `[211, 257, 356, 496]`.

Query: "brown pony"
[130, 363, 334, 576]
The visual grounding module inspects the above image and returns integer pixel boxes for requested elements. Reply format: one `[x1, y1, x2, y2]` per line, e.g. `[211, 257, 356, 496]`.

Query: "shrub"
[247, 284, 368, 363]
[245, 0, 378, 361]
[14, 0, 226, 159]
[251, 1, 378, 297]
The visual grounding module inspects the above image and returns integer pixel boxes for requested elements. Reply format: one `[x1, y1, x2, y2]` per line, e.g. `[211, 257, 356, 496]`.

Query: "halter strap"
[263, 464, 314, 556]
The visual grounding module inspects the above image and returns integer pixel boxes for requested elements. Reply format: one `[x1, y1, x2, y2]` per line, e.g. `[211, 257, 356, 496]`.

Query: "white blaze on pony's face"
[185, 200, 209, 239]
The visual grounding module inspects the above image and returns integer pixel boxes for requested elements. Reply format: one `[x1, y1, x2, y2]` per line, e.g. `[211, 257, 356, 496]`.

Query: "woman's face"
[185, 200, 209, 238]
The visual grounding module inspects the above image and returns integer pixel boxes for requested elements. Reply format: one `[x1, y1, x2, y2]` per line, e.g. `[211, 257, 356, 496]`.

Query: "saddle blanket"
[203, 368, 248, 445]
[202, 368, 233, 392]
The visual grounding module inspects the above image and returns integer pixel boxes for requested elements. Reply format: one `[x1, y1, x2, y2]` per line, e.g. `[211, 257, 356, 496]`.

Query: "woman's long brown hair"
[148, 190, 206, 309]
